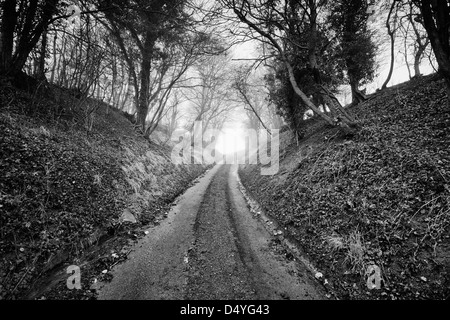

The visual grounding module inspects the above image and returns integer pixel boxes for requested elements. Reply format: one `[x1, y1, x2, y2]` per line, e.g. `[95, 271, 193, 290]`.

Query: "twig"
[6, 97, 15, 108]
[109, 249, 132, 269]
[11, 266, 31, 296]
[408, 196, 440, 223]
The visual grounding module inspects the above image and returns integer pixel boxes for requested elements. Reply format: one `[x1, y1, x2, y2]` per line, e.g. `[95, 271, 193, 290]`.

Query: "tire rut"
[185, 165, 258, 299]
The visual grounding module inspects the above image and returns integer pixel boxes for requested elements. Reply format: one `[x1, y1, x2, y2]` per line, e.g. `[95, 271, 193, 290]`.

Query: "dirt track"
[98, 165, 324, 300]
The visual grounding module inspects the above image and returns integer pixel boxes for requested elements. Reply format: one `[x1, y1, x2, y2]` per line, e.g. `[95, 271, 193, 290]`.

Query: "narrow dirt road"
[98, 165, 324, 300]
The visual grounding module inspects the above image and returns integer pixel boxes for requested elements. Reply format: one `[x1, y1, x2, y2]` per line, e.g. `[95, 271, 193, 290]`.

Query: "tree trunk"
[10, 0, 39, 76]
[231, 1, 357, 133]
[307, 2, 321, 85]
[403, 36, 412, 79]
[382, 0, 399, 90]
[285, 62, 335, 126]
[421, 0, 450, 77]
[50, 31, 58, 83]
[136, 33, 155, 131]
[8, 0, 58, 77]
[350, 80, 366, 104]
[36, 27, 48, 80]
[408, 3, 429, 78]
[419, 0, 450, 99]
[382, 30, 396, 89]
[0, 0, 17, 76]
[414, 48, 423, 77]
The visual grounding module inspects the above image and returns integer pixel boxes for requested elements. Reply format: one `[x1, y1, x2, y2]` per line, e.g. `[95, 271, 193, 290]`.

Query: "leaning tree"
[329, 0, 377, 104]
[0, 0, 62, 77]
[414, 0, 450, 99]
[218, 0, 359, 133]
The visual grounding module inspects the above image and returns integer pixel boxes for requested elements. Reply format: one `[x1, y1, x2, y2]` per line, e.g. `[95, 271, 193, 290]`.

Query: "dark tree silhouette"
[415, 0, 450, 99]
[0, 0, 60, 77]
[330, 0, 377, 104]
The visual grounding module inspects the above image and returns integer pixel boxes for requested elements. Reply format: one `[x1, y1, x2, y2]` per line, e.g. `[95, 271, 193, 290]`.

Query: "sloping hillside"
[0, 82, 206, 299]
[239, 74, 450, 300]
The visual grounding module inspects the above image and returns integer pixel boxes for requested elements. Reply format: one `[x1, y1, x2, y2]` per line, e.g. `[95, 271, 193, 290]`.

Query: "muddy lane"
[98, 164, 324, 300]
[185, 165, 324, 300]
[185, 165, 257, 299]
[97, 165, 222, 300]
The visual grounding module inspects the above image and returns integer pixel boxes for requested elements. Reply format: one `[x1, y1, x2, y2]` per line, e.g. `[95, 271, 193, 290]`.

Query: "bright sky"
[231, 37, 435, 105]
[195, 9, 437, 156]
[215, 127, 247, 155]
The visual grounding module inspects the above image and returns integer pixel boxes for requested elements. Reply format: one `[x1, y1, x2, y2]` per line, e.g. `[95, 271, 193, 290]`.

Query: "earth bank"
[0, 82, 206, 300]
[239, 74, 450, 300]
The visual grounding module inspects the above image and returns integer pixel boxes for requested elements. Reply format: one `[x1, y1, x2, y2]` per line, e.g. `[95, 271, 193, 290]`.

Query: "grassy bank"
[0, 82, 206, 299]
[239, 74, 450, 300]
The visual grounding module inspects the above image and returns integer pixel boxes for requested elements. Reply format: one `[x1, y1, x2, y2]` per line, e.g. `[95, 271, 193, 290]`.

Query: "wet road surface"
[98, 165, 324, 300]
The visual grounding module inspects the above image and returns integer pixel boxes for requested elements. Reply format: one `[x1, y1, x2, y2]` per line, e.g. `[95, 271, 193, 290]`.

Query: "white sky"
[230, 38, 435, 106]
[215, 34, 436, 155]
[183, 5, 437, 155]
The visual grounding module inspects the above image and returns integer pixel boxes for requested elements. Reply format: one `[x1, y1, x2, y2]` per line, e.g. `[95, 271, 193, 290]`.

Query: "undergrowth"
[239, 75, 450, 300]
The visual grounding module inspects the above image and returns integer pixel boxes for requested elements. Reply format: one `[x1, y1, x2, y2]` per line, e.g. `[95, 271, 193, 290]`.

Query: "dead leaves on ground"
[239, 76, 450, 300]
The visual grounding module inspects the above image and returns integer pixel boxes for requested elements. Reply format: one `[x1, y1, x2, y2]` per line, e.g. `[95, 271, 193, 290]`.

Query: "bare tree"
[232, 66, 271, 134]
[382, 0, 401, 89]
[414, 0, 450, 98]
[406, 2, 430, 77]
[99, 0, 191, 130]
[184, 53, 238, 134]
[144, 35, 206, 137]
[0, 0, 60, 78]
[218, 0, 358, 133]
[396, 0, 430, 79]
[161, 90, 184, 143]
